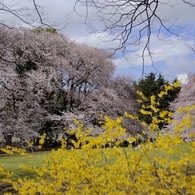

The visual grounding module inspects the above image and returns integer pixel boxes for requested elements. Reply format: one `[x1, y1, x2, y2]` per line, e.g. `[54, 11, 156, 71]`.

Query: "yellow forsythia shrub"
[1, 82, 195, 194]
[1, 116, 195, 195]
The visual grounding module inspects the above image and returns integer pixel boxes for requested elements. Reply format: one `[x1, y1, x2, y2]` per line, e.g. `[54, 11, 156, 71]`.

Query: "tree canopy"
[0, 27, 141, 145]
[136, 72, 181, 130]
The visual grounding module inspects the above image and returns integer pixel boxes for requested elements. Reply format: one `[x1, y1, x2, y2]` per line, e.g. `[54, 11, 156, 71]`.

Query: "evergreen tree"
[136, 72, 181, 130]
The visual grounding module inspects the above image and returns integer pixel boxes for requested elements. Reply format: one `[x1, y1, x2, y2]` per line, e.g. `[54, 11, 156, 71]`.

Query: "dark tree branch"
[0, 0, 51, 28]
[73, 0, 195, 74]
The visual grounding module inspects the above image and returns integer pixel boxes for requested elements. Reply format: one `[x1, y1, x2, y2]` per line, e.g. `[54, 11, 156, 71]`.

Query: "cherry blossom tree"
[167, 74, 195, 138]
[0, 27, 141, 146]
[72, 75, 142, 136]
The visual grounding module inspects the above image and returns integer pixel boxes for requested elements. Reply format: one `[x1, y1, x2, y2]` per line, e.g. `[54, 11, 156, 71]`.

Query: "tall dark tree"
[136, 72, 181, 129]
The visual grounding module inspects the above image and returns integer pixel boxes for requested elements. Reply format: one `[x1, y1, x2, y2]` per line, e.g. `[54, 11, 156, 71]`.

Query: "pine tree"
[136, 72, 181, 130]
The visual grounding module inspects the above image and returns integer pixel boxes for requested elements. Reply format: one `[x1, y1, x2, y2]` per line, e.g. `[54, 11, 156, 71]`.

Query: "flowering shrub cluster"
[137, 81, 181, 133]
[1, 81, 195, 195]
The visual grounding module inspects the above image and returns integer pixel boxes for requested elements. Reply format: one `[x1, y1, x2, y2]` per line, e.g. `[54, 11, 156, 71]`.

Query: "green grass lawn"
[148, 142, 193, 161]
[0, 142, 194, 177]
[167, 142, 193, 160]
[0, 151, 52, 194]
[0, 143, 195, 194]
[0, 151, 51, 178]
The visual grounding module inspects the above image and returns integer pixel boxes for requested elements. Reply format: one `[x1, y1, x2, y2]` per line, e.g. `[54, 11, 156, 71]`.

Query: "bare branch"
[0, 0, 51, 28]
[73, 0, 195, 71]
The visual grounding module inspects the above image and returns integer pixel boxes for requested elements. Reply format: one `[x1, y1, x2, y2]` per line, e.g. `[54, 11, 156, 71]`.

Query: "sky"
[1, 0, 195, 82]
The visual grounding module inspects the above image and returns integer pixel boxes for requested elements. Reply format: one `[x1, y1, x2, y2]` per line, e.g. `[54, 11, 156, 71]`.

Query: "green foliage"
[136, 72, 181, 129]
[45, 28, 57, 34]
[137, 73, 166, 97]
[32, 27, 57, 34]
[15, 61, 38, 77]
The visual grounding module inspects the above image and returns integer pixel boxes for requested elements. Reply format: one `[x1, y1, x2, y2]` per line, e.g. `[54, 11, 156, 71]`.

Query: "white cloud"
[157, 0, 195, 26]
[113, 33, 195, 80]
[114, 34, 195, 66]
[71, 31, 121, 50]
